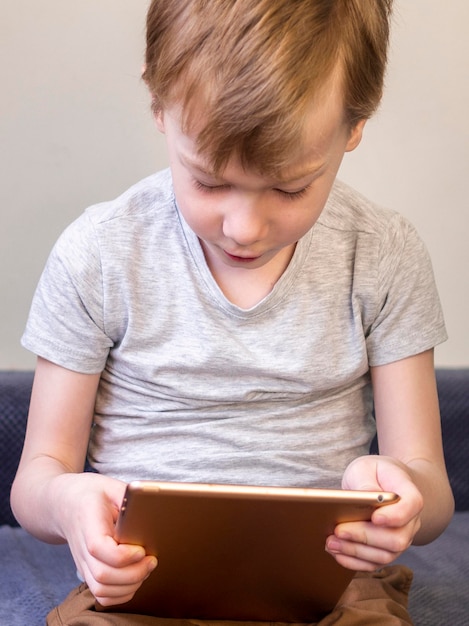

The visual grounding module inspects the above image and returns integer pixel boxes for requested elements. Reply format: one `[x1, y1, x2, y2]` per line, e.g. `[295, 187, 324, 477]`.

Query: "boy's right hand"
[55, 472, 157, 606]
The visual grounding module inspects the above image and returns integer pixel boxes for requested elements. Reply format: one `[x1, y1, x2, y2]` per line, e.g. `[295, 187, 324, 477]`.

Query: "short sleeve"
[21, 213, 114, 373]
[365, 215, 447, 366]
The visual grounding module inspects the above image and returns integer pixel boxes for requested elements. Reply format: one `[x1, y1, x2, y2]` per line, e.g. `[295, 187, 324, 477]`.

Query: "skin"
[11, 79, 454, 607]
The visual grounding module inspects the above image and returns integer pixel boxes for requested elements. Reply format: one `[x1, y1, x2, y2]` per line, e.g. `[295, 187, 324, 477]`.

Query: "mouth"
[224, 251, 261, 263]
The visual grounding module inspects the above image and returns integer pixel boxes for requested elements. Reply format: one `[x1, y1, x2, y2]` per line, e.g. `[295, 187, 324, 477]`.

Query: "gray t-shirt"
[22, 169, 447, 488]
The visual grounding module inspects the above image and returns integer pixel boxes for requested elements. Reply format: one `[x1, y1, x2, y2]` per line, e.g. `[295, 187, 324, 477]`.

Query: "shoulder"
[317, 180, 427, 278]
[54, 169, 175, 256]
[85, 168, 174, 227]
[319, 179, 410, 238]
[320, 179, 437, 288]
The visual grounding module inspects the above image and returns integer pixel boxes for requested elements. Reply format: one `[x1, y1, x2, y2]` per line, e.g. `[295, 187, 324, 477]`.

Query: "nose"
[222, 201, 268, 247]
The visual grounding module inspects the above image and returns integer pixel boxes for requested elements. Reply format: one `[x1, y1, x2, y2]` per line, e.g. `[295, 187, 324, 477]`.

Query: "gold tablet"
[99, 481, 398, 622]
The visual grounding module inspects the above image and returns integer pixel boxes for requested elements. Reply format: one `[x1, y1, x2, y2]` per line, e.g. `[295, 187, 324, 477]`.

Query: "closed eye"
[275, 185, 311, 201]
[193, 180, 230, 194]
[193, 178, 310, 200]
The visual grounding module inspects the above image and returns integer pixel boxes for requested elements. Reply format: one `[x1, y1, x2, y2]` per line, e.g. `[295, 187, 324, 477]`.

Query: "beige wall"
[1, 0, 468, 369]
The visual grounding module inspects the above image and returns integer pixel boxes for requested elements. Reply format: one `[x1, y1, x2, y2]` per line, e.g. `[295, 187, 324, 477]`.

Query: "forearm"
[11, 456, 119, 544]
[406, 457, 454, 545]
[12, 455, 84, 543]
[370, 351, 455, 545]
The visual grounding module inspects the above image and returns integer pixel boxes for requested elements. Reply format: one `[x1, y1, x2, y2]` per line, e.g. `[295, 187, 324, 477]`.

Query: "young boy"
[11, 0, 454, 624]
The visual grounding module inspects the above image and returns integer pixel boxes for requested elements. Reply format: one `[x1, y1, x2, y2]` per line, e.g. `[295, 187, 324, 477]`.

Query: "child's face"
[156, 88, 364, 278]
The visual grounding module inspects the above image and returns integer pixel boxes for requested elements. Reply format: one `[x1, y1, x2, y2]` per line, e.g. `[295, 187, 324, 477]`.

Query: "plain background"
[1, 0, 468, 369]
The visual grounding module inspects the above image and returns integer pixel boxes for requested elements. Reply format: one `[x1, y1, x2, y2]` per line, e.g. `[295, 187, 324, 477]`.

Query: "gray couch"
[1, 369, 468, 625]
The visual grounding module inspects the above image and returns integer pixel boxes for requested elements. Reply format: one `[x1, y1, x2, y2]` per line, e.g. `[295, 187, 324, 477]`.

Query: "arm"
[10, 357, 157, 605]
[326, 349, 454, 570]
[371, 347, 454, 543]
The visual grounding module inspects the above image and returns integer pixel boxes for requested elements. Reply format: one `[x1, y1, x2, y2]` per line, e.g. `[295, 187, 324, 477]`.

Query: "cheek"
[282, 205, 322, 240]
[176, 192, 219, 238]
[289, 218, 316, 242]
[294, 185, 333, 232]
[278, 214, 317, 247]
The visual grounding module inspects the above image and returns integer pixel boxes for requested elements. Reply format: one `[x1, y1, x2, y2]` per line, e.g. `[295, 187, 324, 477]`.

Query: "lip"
[224, 251, 260, 263]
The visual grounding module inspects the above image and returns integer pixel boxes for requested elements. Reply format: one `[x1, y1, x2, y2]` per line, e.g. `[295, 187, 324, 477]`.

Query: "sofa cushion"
[0, 525, 77, 626]
[0, 371, 33, 526]
[398, 512, 469, 624]
[436, 369, 469, 510]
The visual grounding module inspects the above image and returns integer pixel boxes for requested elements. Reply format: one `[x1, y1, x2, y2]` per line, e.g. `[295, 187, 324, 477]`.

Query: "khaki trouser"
[47, 565, 413, 626]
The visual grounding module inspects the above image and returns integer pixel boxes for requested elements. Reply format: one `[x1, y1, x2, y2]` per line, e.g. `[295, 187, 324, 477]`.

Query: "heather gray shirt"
[22, 169, 447, 488]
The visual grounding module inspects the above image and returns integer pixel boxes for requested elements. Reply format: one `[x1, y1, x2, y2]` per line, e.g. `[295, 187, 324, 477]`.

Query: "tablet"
[99, 481, 398, 622]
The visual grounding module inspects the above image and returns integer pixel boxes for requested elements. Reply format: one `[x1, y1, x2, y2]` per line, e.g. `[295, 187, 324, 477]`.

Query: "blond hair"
[144, 0, 393, 173]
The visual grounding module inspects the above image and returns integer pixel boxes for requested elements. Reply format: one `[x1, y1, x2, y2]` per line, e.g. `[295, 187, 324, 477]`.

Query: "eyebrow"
[276, 163, 326, 184]
[181, 155, 219, 178]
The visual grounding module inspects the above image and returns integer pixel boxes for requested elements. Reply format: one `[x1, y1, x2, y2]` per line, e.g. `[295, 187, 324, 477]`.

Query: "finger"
[325, 542, 387, 572]
[371, 481, 423, 529]
[343, 457, 424, 528]
[87, 534, 148, 568]
[89, 553, 157, 585]
[335, 518, 418, 553]
[83, 554, 157, 602]
[325, 533, 398, 571]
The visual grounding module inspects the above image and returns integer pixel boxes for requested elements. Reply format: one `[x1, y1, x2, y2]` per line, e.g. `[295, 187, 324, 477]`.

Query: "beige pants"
[47, 565, 414, 626]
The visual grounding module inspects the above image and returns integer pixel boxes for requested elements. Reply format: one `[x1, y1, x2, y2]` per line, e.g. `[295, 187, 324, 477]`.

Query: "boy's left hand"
[325, 455, 424, 571]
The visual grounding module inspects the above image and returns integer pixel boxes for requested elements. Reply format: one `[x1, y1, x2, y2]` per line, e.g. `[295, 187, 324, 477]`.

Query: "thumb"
[341, 455, 382, 491]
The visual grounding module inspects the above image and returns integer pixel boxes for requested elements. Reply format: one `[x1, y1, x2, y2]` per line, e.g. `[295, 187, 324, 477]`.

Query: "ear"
[153, 105, 165, 134]
[345, 119, 367, 152]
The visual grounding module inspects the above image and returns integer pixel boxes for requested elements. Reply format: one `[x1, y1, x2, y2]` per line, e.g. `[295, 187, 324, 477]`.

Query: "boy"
[11, 0, 454, 624]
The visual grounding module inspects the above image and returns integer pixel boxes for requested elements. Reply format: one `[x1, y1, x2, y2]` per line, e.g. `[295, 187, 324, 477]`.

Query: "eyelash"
[193, 180, 311, 201]
[193, 180, 228, 194]
[275, 186, 310, 201]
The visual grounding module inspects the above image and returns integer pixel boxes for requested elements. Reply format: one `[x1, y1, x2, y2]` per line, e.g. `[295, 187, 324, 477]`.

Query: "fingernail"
[337, 530, 352, 540]
[327, 539, 341, 553]
[131, 546, 145, 559]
